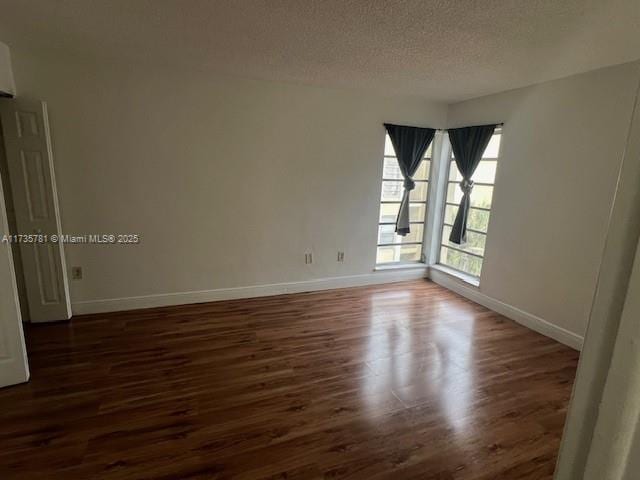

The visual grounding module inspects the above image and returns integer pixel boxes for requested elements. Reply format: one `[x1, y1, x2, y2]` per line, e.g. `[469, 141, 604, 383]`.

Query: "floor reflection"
[3, 280, 579, 479]
[363, 288, 478, 433]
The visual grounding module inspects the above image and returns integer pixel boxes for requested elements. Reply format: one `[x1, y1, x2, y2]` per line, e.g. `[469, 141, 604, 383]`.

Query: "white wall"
[7, 47, 639, 338]
[447, 61, 640, 338]
[9, 49, 447, 308]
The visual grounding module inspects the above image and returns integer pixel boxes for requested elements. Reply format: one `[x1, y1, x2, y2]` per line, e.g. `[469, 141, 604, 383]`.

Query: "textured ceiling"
[0, 0, 639, 101]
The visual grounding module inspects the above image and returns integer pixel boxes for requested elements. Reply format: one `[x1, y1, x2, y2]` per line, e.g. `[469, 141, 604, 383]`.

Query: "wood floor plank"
[0, 279, 579, 479]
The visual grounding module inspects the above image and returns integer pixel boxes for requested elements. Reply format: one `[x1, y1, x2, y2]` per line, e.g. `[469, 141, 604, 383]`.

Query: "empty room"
[1, 1, 640, 479]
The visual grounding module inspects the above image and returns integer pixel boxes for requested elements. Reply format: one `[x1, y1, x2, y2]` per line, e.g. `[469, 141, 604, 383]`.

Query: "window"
[376, 134, 431, 265]
[438, 130, 501, 277]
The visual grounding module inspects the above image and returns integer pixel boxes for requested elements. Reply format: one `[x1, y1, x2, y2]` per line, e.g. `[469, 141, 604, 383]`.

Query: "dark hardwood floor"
[0, 279, 579, 479]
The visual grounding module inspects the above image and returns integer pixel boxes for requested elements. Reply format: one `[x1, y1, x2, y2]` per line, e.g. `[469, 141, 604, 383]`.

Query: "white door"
[0, 170, 29, 387]
[0, 99, 71, 322]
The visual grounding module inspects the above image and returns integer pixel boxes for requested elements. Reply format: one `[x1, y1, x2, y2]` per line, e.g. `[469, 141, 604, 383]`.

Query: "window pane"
[449, 161, 462, 182]
[383, 158, 403, 179]
[379, 203, 426, 223]
[378, 224, 424, 245]
[384, 135, 395, 156]
[444, 204, 490, 232]
[379, 203, 399, 223]
[377, 244, 422, 264]
[414, 160, 430, 180]
[381, 181, 403, 202]
[383, 159, 430, 181]
[446, 183, 494, 208]
[483, 134, 501, 158]
[450, 160, 497, 184]
[444, 203, 457, 225]
[409, 203, 427, 222]
[383, 158, 430, 181]
[385, 135, 434, 160]
[474, 161, 497, 183]
[381, 181, 428, 202]
[410, 182, 428, 202]
[441, 225, 486, 257]
[450, 133, 500, 160]
[440, 246, 483, 277]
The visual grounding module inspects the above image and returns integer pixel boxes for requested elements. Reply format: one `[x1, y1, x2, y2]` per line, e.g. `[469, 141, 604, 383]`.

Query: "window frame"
[435, 127, 502, 279]
[374, 136, 434, 267]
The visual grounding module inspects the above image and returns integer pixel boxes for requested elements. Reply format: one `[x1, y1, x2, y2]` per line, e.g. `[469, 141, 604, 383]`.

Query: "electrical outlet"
[71, 266, 83, 280]
[337, 251, 345, 262]
[304, 252, 313, 264]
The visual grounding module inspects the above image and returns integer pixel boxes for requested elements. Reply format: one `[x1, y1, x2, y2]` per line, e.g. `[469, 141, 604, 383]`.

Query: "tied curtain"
[448, 124, 497, 244]
[384, 124, 436, 236]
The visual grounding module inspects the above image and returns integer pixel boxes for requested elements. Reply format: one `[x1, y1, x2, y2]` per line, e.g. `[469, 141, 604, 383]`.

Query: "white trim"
[72, 268, 428, 315]
[374, 262, 426, 271]
[424, 131, 450, 265]
[72, 262, 583, 351]
[428, 266, 583, 351]
[430, 263, 479, 287]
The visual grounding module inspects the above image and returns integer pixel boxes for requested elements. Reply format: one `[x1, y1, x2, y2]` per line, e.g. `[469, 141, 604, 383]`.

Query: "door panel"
[16, 110, 40, 137]
[34, 242, 62, 304]
[21, 150, 50, 220]
[0, 99, 70, 322]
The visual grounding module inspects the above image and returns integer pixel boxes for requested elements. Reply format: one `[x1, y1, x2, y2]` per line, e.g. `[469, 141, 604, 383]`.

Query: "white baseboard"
[71, 265, 583, 351]
[428, 267, 583, 351]
[71, 268, 428, 315]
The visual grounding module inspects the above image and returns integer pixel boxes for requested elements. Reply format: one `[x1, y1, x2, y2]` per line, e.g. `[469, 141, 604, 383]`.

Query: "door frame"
[0, 98, 71, 323]
[0, 150, 29, 387]
[554, 73, 640, 479]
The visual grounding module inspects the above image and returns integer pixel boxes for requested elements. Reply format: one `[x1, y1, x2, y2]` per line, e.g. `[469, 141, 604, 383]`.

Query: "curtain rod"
[436, 122, 504, 132]
[384, 122, 504, 132]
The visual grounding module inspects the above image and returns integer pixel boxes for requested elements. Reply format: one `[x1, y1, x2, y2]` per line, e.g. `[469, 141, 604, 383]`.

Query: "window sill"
[375, 263, 427, 272]
[429, 264, 480, 287]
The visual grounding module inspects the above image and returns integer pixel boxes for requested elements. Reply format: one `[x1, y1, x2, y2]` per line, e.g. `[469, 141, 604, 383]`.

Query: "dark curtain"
[384, 124, 435, 236]
[448, 124, 497, 244]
